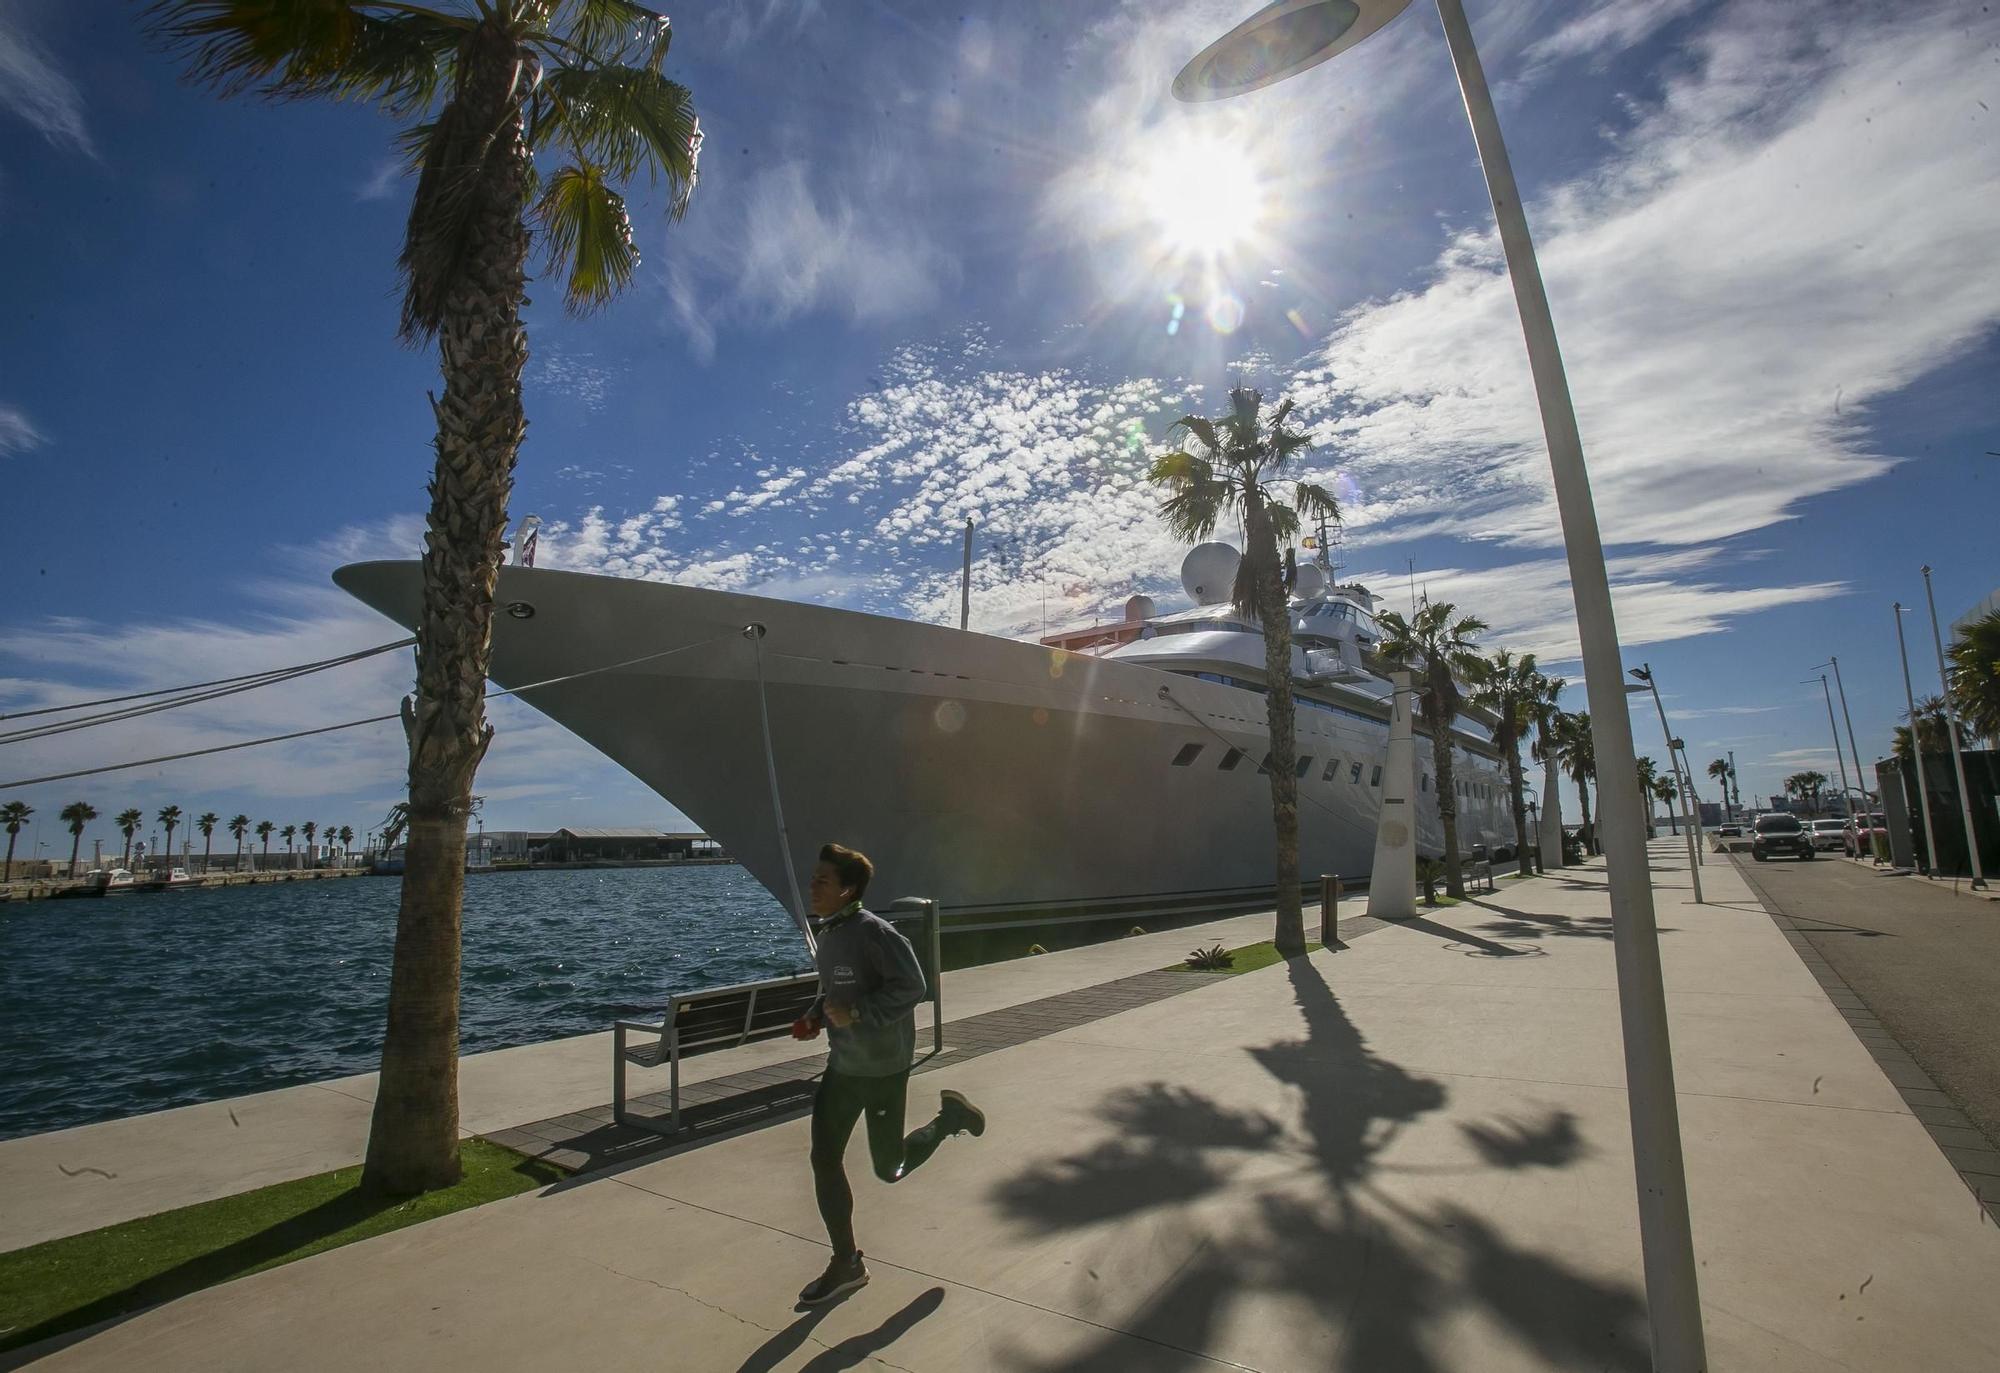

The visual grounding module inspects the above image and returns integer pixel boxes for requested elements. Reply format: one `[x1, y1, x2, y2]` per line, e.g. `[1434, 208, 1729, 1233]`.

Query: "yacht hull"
[334, 562, 1512, 934]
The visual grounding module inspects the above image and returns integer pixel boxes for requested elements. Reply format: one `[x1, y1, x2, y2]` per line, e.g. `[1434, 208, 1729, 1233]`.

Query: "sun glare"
[1138, 128, 1267, 259]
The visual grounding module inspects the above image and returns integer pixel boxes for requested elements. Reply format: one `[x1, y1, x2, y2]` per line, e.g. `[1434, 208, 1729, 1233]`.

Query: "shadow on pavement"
[988, 957, 1649, 1371]
[736, 1288, 946, 1373]
[1458, 899, 1680, 943]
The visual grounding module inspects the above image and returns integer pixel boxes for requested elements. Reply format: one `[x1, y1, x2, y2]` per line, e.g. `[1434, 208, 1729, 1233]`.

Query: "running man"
[792, 842, 986, 1306]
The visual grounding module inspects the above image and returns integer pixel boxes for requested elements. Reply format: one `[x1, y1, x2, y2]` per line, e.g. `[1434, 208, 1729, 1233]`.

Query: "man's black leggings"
[810, 1068, 945, 1258]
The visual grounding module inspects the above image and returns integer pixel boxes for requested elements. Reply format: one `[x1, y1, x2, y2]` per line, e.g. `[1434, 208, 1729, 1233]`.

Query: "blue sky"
[1, 0, 1995, 860]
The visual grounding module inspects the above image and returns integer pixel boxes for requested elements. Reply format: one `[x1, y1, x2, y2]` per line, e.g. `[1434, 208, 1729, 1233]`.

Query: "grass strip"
[1173, 938, 1325, 975]
[0, 1139, 560, 1355]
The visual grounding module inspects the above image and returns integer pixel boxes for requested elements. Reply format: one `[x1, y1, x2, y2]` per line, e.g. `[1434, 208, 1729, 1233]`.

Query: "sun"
[1136, 127, 1268, 259]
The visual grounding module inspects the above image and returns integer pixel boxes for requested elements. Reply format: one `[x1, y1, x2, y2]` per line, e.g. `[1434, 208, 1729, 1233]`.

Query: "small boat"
[84, 868, 138, 896]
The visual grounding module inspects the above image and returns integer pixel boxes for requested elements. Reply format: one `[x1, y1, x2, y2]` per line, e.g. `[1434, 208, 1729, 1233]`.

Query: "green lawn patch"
[1175, 938, 1325, 974]
[0, 1139, 559, 1354]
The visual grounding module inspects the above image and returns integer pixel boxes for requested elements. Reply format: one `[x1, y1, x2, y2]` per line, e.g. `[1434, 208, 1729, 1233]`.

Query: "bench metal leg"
[613, 1023, 628, 1128]
[669, 1034, 682, 1133]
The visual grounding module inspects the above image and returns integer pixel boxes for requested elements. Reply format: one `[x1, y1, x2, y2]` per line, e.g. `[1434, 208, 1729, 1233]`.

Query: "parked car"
[1808, 819, 1848, 852]
[1844, 813, 1888, 860]
[1751, 812, 1815, 861]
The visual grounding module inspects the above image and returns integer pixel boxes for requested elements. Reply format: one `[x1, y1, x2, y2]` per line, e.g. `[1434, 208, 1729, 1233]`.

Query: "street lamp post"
[1631, 667, 1702, 903]
[1175, 4, 1706, 1366]
[1805, 674, 1853, 820]
[1814, 659, 1870, 818]
[1921, 566, 1987, 887]
[1893, 603, 1941, 874]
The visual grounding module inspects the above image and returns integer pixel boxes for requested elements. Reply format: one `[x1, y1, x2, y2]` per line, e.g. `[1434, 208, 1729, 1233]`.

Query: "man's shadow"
[735, 1287, 945, 1373]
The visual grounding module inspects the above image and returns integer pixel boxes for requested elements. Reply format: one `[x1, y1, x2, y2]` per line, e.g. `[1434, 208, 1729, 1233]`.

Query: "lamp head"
[1173, 0, 1414, 102]
[1627, 666, 1650, 682]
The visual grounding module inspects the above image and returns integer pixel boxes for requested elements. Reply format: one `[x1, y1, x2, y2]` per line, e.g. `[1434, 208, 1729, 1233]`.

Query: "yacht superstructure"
[334, 543, 1513, 938]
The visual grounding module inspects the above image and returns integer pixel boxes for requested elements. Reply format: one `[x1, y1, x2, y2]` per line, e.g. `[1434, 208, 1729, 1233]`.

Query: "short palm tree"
[1528, 674, 1566, 868]
[1652, 776, 1680, 833]
[1471, 649, 1538, 876]
[1947, 613, 2000, 745]
[2, 801, 31, 881]
[155, 0, 704, 1197]
[116, 808, 143, 867]
[339, 824, 357, 858]
[1893, 695, 1955, 761]
[256, 820, 276, 866]
[1558, 711, 1597, 855]
[1375, 602, 1489, 898]
[230, 814, 250, 870]
[61, 801, 97, 877]
[1149, 389, 1338, 958]
[197, 811, 220, 873]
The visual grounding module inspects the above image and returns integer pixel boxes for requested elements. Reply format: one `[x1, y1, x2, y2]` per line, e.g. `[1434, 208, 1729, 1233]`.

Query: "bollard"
[1320, 874, 1342, 948]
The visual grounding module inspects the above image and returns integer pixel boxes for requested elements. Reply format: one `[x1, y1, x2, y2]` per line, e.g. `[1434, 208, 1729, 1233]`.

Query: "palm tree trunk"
[1250, 514, 1305, 958]
[363, 22, 531, 1196]
[122, 834, 132, 867]
[1504, 733, 1531, 877]
[4, 832, 15, 882]
[1577, 778, 1594, 855]
[69, 832, 83, 878]
[1431, 667, 1466, 899]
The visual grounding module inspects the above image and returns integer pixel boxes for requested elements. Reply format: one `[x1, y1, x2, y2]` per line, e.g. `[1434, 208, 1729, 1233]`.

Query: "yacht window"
[1172, 743, 1203, 767]
[1218, 748, 1245, 771]
[1370, 765, 1383, 787]
[1322, 757, 1341, 782]
[1296, 756, 1314, 778]
[1421, 774, 1430, 792]
[1350, 761, 1363, 784]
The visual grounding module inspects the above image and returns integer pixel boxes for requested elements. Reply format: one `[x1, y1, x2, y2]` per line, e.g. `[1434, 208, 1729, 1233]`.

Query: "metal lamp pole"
[1633, 668, 1701, 903]
[1815, 659, 1870, 818]
[1893, 603, 1941, 874]
[1805, 674, 1852, 819]
[1174, 4, 1704, 1365]
[1921, 567, 1987, 887]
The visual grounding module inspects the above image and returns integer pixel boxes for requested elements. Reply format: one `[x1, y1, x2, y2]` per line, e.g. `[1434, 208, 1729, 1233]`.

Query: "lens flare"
[1206, 292, 1245, 334]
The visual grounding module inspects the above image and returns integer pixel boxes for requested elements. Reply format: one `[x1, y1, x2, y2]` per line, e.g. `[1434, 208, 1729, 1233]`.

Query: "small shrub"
[1027, 943, 1048, 955]
[1127, 925, 1147, 937]
[1416, 858, 1445, 907]
[1185, 943, 1234, 971]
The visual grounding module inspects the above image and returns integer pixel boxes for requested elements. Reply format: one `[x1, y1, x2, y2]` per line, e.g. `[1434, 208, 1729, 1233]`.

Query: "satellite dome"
[1180, 543, 1241, 606]
[1292, 563, 1326, 600]
[1124, 594, 1157, 622]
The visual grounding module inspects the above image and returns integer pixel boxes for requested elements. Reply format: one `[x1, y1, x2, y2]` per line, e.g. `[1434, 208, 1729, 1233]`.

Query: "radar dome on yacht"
[1292, 563, 1326, 600]
[1180, 543, 1241, 606]
[1124, 594, 1156, 622]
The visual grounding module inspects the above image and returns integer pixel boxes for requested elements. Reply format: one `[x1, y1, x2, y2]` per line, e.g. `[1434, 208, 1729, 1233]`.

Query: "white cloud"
[712, 0, 821, 53]
[0, 404, 43, 456]
[0, 14, 90, 154]
[354, 157, 404, 203]
[1291, 1, 2000, 551]
[1523, 0, 1706, 70]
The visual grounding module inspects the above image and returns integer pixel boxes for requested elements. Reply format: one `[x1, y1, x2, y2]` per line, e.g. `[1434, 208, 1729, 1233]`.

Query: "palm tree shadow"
[990, 956, 1647, 1371]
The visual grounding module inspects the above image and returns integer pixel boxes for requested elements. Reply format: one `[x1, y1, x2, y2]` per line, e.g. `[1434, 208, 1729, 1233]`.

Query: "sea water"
[0, 866, 796, 1141]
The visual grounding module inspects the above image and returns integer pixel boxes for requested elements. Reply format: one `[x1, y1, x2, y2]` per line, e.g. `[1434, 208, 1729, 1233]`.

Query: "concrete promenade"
[11, 839, 2000, 1370]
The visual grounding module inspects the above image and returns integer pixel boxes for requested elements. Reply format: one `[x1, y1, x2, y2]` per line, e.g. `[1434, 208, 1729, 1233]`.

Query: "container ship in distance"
[334, 543, 1512, 942]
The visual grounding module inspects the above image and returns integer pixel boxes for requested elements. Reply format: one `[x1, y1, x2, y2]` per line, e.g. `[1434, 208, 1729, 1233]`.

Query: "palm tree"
[1471, 649, 1539, 876]
[1149, 388, 1338, 958]
[1528, 674, 1566, 868]
[1947, 611, 2000, 746]
[197, 811, 220, 874]
[229, 814, 250, 871]
[1376, 602, 1489, 898]
[2, 802, 31, 881]
[282, 824, 297, 866]
[155, 0, 703, 1197]
[1635, 757, 1660, 833]
[256, 820, 276, 868]
[116, 808, 143, 867]
[339, 825, 357, 862]
[304, 820, 319, 866]
[1558, 711, 1597, 855]
[1784, 770, 1828, 816]
[61, 801, 97, 877]
[1652, 776, 1680, 834]
[157, 805, 184, 869]
[1705, 759, 1735, 822]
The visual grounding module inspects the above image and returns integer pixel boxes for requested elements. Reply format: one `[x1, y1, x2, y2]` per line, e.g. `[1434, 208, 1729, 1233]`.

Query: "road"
[1733, 853, 2000, 1153]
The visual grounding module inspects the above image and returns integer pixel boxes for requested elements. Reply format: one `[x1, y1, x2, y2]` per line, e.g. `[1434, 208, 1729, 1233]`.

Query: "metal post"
[1433, 3, 1706, 1361]
[928, 897, 943, 1054]
[1641, 669, 1702, 905]
[1812, 674, 1852, 820]
[1829, 657, 1869, 818]
[960, 518, 974, 632]
[1894, 603, 1941, 874]
[1320, 874, 1342, 947]
[1921, 567, 1986, 887]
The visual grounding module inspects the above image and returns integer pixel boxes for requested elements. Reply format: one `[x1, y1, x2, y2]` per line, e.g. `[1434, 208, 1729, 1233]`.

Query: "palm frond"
[148, 2, 468, 112]
[1173, 415, 1222, 457]
[1229, 386, 1261, 432]
[534, 161, 640, 311]
[551, 0, 674, 70]
[1146, 450, 1212, 485]
[1292, 481, 1340, 523]
[531, 65, 700, 212]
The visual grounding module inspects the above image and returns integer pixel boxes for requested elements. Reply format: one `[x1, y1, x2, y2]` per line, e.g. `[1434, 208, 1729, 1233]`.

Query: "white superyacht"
[334, 542, 1512, 940]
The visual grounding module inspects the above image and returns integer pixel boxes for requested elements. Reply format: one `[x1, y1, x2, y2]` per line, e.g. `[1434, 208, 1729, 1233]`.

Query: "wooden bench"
[613, 972, 823, 1134]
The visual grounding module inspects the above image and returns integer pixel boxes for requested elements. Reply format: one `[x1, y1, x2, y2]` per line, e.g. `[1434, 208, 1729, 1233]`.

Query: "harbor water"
[0, 866, 797, 1142]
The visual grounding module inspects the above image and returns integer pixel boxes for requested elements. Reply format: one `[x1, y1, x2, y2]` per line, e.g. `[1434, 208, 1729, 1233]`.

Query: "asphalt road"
[1733, 854, 2000, 1148]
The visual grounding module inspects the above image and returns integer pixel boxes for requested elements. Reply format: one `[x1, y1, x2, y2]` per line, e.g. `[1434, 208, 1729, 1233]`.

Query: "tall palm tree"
[304, 820, 319, 866]
[256, 819, 276, 867]
[155, 0, 703, 1197]
[1375, 602, 1489, 898]
[116, 808, 143, 868]
[197, 811, 220, 874]
[1558, 711, 1597, 855]
[1149, 388, 1338, 958]
[1635, 757, 1660, 832]
[61, 801, 97, 878]
[2, 801, 31, 881]
[1528, 674, 1566, 868]
[1471, 649, 1538, 876]
[1705, 759, 1734, 822]
[282, 824, 297, 865]
[339, 825, 357, 859]
[230, 814, 250, 871]
[1652, 776, 1680, 834]
[1947, 611, 2000, 746]
[157, 805, 184, 868]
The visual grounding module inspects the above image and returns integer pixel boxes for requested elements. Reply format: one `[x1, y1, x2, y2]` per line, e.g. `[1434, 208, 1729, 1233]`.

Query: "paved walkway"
[1734, 852, 2000, 1196]
[13, 840, 2000, 1371]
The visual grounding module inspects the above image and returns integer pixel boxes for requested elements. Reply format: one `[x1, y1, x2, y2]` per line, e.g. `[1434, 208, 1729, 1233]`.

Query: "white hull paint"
[334, 563, 1514, 934]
